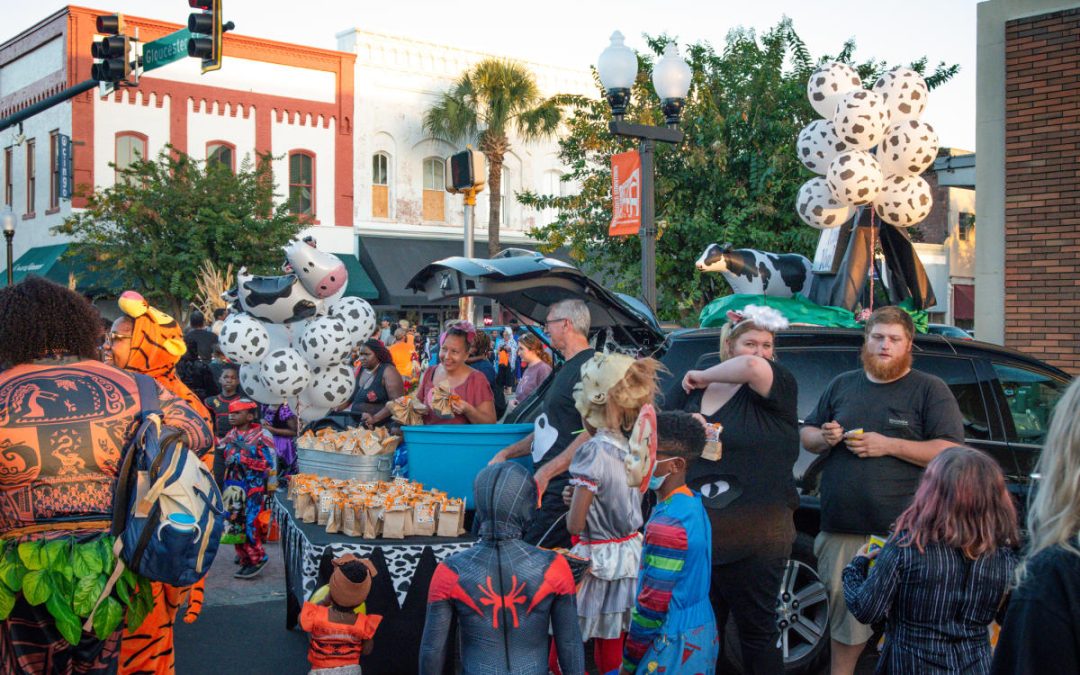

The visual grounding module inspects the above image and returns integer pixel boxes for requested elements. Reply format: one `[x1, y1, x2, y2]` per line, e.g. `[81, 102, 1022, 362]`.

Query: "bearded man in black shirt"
[800, 306, 964, 675]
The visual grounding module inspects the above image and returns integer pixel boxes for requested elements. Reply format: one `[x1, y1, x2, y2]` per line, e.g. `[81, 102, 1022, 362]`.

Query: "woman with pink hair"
[843, 446, 1019, 674]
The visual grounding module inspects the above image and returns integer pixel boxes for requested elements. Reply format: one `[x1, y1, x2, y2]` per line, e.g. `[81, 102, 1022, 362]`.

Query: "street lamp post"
[598, 32, 691, 313]
[2, 209, 14, 286]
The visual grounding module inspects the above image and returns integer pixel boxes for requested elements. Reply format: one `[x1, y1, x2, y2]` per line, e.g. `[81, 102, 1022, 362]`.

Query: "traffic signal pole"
[460, 188, 477, 323]
[0, 79, 98, 133]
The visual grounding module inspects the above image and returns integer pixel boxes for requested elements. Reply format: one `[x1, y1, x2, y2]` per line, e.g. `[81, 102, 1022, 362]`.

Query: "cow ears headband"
[726, 304, 789, 333]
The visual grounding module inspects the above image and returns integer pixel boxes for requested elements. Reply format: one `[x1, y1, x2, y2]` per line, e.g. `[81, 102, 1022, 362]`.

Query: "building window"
[958, 212, 975, 241]
[4, 147, 11, 207]
[49, 131, 60, 210]
[422, 156, 444, 222]
[288, 151, 315, 217]
[372, 152, 389, 219]
[115, 132, 148, 184]
[25, 139, 35, 215]
[206, 141, 235, 172]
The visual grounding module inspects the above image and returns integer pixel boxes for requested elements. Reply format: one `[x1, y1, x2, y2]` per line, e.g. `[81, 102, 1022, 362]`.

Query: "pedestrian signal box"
[445, 148, 486, 194]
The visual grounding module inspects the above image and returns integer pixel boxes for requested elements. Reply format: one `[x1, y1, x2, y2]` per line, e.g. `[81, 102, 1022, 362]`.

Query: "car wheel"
[720, 534, 830, 674]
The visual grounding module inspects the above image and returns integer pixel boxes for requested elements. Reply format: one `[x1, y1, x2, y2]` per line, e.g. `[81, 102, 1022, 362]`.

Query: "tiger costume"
[112, 292, 216, 675]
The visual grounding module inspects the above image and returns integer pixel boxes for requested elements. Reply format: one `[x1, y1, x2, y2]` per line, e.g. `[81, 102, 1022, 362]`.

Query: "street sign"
[57, 134, 72, 200]
[143, 29, 191, 73]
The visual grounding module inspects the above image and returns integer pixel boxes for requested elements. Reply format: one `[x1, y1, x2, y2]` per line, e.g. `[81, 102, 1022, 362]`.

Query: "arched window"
[422, 156, 444, 222]
[207, 141, 235, 172]
[288, 150, 316, 218]
[542, 170, 563, 224]
[372, 152, 390, 218]
[115, 131, 148, 184]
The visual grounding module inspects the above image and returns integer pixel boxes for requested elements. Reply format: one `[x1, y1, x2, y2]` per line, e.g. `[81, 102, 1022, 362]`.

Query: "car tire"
[719, 533, 830, 674]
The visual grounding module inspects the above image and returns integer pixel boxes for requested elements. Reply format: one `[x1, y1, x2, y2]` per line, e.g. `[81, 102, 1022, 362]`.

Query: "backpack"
[110, 374, 224, 587]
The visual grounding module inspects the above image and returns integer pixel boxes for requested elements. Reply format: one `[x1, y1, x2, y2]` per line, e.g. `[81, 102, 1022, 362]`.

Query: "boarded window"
[422, 157, 444, 222]
[372, 153, 389, 218]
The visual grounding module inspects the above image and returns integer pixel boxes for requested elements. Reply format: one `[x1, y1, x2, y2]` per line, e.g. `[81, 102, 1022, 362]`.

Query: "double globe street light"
[597, 31, 691, 312]
[3, 209, 15, 286]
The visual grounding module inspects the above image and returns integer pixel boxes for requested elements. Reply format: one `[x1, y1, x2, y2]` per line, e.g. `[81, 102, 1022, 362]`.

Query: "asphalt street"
[174, 540, 310, 674]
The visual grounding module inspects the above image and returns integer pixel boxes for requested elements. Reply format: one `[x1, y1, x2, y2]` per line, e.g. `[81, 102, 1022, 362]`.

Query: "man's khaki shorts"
[814, 531, 875, 646]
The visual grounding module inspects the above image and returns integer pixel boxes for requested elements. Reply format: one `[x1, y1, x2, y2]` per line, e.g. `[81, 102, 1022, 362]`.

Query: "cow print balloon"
[826, 150, 884, 206]
[807, 62, 862, 119]
[328, 297, 377, 346]
[297, 316, 353, 368]
[796, 120, 850, 175]
[300, 365, 355, 409]
[259, 348, 311, 398]
[872, 174, 933, 227]
[797, 177, 854, 230]
[877, 120, 939, 177]
[872, 67, 928, 124]
[218, 312, 270, 365]
[833, 90, 890, 151]
[238, 363, 285, 405]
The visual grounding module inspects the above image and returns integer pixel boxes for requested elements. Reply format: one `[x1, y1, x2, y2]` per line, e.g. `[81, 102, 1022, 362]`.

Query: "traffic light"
[445, 148, 486, 194]
[187, 0, 232, 74]
[91, 14, 131, 83]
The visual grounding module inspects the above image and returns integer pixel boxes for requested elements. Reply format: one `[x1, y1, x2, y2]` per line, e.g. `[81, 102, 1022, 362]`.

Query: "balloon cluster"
[217, 240, 376, 425]
[796, 64, 939, 230]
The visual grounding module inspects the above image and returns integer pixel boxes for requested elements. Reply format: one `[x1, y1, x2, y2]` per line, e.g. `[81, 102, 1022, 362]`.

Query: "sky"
[5, 0, 981, 150]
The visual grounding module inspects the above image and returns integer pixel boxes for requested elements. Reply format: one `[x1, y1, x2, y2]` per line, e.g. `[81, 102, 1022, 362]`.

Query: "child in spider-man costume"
[419, 462, 585, 675]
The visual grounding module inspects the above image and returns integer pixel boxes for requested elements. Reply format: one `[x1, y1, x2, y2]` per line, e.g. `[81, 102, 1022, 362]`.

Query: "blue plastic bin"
[403, 424, 534, 502]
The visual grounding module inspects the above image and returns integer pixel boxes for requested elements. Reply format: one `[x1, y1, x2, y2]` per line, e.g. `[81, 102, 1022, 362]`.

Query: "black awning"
[358, 235, 567, 307]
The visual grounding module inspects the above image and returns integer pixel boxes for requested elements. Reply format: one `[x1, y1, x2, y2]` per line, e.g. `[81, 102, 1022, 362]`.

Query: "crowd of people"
[3, 276, 1080, 675]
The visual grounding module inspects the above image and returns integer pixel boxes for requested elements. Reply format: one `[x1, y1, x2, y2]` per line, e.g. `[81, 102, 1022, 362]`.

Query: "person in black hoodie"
[992, 377, 1080, 675]
[177, 335, 219, 402]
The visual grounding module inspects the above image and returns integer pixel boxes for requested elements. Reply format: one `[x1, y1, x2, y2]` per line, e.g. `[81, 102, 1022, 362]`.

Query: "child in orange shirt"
[299, 555, 382, 675]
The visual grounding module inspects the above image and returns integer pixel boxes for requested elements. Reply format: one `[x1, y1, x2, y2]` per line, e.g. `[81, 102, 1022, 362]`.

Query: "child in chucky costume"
[300, 555, 383, 675]
[220, 398, 276, 578]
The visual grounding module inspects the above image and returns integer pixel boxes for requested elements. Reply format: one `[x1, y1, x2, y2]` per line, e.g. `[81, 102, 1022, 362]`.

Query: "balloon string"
[869, 209, 876, 314]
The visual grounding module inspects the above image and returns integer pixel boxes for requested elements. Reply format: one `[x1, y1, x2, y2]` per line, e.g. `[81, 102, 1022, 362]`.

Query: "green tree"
[520, 20, 959, 323]
[423, 58, 568, 256]
[55, 148, 304, 319]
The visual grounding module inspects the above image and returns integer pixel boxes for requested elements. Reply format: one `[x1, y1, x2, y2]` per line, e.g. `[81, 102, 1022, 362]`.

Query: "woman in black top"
[672, 304, 797, 675]
[844, 447, 1018, 674]
[348, 339, 404, 427]
[992, 378, 1080, 675]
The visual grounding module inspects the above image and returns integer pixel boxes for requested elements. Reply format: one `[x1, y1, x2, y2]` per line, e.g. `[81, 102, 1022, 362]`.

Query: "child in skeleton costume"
[566, 353, 662, 674]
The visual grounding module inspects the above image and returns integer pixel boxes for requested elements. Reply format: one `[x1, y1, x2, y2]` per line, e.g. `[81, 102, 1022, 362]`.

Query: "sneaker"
[243, 558, 268, 578]
[234, 565, 253, 578]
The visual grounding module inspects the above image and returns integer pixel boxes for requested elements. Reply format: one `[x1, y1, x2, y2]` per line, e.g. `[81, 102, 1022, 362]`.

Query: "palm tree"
[423, 58, 565, 257]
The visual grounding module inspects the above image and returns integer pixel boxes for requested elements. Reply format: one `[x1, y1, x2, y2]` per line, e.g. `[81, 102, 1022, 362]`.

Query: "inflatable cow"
[235, 240, 348, 323]
[696, 243, 813, 298]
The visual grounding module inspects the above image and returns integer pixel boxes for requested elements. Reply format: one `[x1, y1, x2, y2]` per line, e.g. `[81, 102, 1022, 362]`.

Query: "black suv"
[407, 254, 1072, 672]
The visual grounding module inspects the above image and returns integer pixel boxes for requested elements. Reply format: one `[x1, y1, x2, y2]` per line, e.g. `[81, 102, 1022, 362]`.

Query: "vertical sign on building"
[609, 150, 641, 236]
[57, 134, 73, 200]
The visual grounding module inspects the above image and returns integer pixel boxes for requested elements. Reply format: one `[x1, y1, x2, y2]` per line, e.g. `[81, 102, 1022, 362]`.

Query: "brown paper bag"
[341, 501, 360, 537]
[430, 380, 457, 419]
[296, 492, 316, 523]
[382, 505, 409, 540]
[362, 505, 384, 539]
[401, 504, 415, 537]
[702, 422, 723, 461]
[413, 502, 437, 537]
[325, 499, 343, 534]
[436, 500, 465, 537]
[388, 396, 425, 426]
[317, 491, 335, 526]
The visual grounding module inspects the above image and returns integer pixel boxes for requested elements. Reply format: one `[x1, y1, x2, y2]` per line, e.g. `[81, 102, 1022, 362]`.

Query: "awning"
[330, 253, 378, 300]
[9, 243, 123, 297]
[953, 284, 974, 321]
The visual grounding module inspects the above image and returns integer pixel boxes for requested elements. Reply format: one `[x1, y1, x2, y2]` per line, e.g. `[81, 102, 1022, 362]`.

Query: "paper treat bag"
[436, 499, 465, 537]
[413, 502, 438, 537]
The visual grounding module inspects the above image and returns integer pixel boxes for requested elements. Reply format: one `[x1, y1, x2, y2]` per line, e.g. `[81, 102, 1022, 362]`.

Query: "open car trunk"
[406, 252, 666, 357]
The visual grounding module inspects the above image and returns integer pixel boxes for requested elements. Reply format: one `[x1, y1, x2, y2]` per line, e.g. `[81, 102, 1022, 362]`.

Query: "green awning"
[9, 243, 123, 297]
[331, 253, 378, 300]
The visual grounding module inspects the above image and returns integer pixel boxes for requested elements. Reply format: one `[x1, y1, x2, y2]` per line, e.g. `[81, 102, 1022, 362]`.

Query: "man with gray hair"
[491, 298, 594, 548]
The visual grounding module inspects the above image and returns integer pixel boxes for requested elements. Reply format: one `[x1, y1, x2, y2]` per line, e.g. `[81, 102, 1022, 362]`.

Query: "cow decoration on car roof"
[696, 242, 812, 298]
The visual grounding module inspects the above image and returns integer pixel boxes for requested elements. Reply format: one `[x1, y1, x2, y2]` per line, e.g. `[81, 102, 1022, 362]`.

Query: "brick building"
[977, 0, 1080, 374]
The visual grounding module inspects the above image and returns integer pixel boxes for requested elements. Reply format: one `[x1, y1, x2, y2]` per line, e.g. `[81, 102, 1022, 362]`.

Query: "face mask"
[647, 458, 677, 492]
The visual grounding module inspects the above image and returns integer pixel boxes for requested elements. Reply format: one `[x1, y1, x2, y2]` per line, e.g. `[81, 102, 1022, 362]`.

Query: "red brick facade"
[1004, 8, 1080, 375]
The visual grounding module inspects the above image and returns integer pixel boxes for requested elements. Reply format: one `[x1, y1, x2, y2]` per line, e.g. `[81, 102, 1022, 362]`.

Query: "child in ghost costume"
[565, 352, 662, 674]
